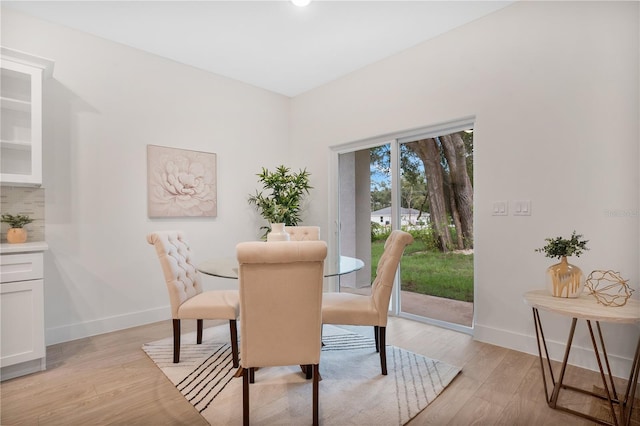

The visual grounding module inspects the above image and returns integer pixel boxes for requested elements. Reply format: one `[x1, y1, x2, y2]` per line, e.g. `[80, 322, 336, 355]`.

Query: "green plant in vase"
[535, 231, 589, 298]
[248, 165, 312, 238]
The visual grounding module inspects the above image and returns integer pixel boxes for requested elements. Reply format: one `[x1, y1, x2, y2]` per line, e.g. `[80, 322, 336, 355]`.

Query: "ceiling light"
[291, 0, 311, 7]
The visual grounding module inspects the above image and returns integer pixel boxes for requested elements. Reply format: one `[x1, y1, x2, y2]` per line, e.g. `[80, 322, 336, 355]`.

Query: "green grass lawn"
[371, 239, 474, 303]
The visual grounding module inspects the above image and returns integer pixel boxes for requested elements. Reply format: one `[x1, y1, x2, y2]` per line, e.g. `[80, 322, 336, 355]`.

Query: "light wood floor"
[0, 316, 632, 425]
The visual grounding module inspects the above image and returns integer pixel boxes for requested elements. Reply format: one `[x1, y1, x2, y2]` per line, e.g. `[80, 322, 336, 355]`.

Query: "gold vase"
[546, 256, 584, 298]
[6, 228, 27, 244]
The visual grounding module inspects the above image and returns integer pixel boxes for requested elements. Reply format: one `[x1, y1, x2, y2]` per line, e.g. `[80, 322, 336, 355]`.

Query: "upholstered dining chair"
[147, 231, 239, 367]
[237, 240, 327, 426]
[321, 230, 414, 375]
[284, 225, 321, 241]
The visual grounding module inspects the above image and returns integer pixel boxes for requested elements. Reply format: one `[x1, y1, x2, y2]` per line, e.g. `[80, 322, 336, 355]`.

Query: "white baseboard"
[1, 358, 46, 382]
[474, 323, 635, 380]
[45, 306, 170, 346]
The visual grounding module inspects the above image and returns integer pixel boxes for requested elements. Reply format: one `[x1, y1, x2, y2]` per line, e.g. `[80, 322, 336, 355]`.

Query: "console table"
[523, 289, 640, 426]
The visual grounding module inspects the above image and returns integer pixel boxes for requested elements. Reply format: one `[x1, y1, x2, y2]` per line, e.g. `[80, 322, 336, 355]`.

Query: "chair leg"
[197, 319, 203, 344]
[242, 367, 250, 426]
[243, 363, 318, 426]
[249, 367, 255, 384]
[173, 319, 181, 363]
[313, 364, 319, 426]
[305, 364, 313, 380]
[374, 326, 380, 352]
[230, 319, 239, 368]
[379, 326, 387, 375]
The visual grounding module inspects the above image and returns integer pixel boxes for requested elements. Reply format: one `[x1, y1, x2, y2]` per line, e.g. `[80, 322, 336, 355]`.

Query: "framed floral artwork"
[147, 145, 217, 217]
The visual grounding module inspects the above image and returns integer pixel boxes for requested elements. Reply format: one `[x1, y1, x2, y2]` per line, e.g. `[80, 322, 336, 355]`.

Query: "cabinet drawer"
[0, 253, 43, 283]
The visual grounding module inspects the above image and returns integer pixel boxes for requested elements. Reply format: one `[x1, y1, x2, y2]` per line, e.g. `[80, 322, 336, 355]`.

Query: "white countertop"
[0, 241, 49, 254]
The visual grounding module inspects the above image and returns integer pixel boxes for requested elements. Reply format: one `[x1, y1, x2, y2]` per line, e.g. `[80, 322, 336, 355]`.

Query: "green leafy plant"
[1, 213, 34, 228]
[535, 231, 589, 260]
[248, 165, 312, 235]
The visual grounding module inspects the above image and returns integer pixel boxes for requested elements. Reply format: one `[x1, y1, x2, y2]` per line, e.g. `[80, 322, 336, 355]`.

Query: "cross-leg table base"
[532, 307, 640, 426]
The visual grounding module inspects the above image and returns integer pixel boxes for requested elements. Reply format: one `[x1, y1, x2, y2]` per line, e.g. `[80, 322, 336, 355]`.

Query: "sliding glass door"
[333, 118, 475, 333]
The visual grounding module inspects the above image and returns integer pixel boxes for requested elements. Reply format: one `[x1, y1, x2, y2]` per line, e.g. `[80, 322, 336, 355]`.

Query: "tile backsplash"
[0, 186, 45, 242]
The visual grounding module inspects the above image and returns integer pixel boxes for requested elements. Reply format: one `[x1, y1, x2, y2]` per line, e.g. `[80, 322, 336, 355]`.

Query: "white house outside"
[371, 207, 428, 227]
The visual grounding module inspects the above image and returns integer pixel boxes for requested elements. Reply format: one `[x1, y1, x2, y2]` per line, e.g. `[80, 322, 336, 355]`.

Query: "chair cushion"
[322, 292, 380, 326]
[177, 290, 239, 320]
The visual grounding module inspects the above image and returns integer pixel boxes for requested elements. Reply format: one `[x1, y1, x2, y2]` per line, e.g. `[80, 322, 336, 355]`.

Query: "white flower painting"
[147, 145, 217, 217]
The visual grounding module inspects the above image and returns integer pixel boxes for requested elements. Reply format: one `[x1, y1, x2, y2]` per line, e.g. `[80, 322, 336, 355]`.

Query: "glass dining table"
[198, 255, 364, 280]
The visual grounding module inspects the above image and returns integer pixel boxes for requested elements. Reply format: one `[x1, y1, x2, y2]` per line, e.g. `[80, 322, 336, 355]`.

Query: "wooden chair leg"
[242, 367, 250, 426]
[379, 326, 387, 375]
[173, 319, 181, 363]
[197, 319, 203, 344]
[313, 364, 319, 426]
[305, 364, 313, 380]
[374, 326, 380, 352]
[249, 367, 255, 384]
[230, 319, 239, 368]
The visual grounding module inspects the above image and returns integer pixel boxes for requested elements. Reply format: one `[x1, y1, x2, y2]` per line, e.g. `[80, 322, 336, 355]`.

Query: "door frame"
[329, 116, 476, 334]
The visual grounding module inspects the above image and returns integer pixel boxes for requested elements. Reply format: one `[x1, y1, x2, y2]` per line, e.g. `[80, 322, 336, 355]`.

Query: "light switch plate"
[492, 201, 508, 216]
[513, 200, 531, 216]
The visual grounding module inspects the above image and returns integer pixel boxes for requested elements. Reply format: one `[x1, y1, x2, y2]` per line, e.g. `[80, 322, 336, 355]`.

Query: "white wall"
[290, 1, 639, 376]
[2, 8, 291, 344]
[2, 2, 638, 377]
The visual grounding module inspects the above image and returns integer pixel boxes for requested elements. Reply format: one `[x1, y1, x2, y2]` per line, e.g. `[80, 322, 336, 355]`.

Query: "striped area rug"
[143, 324, 460, 425]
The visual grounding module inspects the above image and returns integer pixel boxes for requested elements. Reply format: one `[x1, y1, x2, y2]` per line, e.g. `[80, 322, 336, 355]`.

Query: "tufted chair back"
[147, 231, 203, 318]
[237, 240, 327, 368]
[284, 226, 321, 241]
[371, 230, 415, 326]
[237, 240, 327, 425]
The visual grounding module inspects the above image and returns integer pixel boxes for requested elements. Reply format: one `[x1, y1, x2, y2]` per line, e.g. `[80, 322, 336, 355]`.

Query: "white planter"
[267, 223, 290, 242]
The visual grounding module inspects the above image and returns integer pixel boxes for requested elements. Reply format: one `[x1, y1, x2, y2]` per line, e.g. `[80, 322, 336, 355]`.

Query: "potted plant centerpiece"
[1, 213, 34, 244]
[535, 231, 589, 298]
[248, 165, 312, 240]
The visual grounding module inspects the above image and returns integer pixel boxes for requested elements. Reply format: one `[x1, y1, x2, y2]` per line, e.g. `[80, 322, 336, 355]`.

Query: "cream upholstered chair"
[322, 230, 414, 375]
[147, 231, 239, 367]
[284, 225, 321, 241]
[237, 240, 327, 426]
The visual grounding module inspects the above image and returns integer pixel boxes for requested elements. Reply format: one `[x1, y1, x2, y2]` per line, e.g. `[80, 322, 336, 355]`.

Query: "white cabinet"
[0, 244, 48, 381]
[1, 47, 54, 186]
